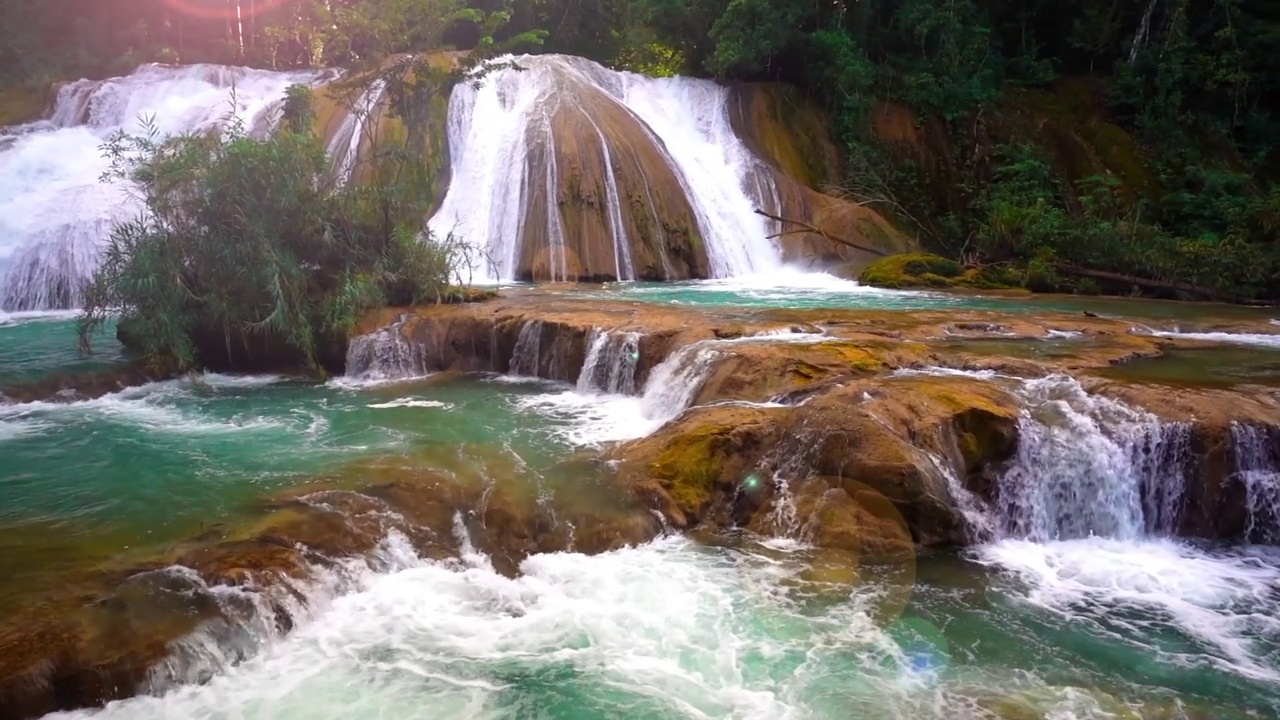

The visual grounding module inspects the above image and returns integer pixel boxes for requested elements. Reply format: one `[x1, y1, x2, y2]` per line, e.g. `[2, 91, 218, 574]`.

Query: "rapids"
[0, 307, 1278, 718]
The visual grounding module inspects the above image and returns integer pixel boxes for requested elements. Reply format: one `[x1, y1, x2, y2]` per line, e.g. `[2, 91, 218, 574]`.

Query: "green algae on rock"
[859, 253, 1022, 291]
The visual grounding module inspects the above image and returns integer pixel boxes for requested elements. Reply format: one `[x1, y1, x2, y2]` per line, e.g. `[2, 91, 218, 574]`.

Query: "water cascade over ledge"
[1232, 422, 1280, 542]
[0, 63, 333, 311]
[995, 375, 1192, 542]
[429, 54, 787, 282]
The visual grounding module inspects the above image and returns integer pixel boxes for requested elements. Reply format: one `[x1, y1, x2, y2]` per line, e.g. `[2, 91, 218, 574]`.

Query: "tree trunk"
[1054, 264, 1248, 303]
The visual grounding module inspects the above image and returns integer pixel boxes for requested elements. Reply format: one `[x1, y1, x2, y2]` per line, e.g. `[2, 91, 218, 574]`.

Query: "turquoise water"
[3, 311, 1280, 719]
[39, 537, 1280, 720]
[1098, 346, 1280, 388]
[0, 313, 124, 385]
[583, 275, 1280, 326]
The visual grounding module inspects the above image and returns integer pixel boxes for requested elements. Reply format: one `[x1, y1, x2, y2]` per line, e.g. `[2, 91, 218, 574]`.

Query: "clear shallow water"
[4, 312, 1280, 719]
[1098, 346, 1280, 388]
[0, 372, 611, 559]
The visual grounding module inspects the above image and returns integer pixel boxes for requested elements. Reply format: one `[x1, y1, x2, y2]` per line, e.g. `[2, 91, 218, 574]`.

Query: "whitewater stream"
[0, 314, 1277, 719]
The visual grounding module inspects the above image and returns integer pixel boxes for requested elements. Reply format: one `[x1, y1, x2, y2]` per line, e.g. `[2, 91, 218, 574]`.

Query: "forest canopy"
[2, 0, 1277, 300]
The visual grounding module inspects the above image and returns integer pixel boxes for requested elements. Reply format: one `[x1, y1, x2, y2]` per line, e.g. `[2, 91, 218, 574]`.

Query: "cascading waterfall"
[429, 54, 784, 282]
[509, 321, 544, 377]
[0, 63, 333, 311]
[637, 343, 722, 424]
[1231, 422, 1280, 542]
[343, 319, 428, 383]
[577, 329, 642, 395]
[996, 375, 1191, 542]
[325, 78, 388, 186]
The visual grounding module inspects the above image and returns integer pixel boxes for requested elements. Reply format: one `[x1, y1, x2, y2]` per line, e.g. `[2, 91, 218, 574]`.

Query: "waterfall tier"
[431, 54, 774, 282]
[0, 63, 331, 311]
[1232, 423, 1280, 542]
[1, 55, 912, 309]
[577, 329, 642, 395]
[995, 375, 1192, 542]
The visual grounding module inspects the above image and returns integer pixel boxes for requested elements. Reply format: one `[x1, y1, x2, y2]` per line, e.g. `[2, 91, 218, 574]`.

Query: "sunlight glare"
[162, 0, 288, 20]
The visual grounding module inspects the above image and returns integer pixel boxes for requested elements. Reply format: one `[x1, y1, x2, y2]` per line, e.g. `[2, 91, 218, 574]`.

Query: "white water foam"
[1147, 330, 1280, 349]
[997, 375, 1190, 541]
[0, 63, 332, 310]
[977, 538, 1280, 683]
[0, 417, 50, 442]
[430, 54, 785, 281]
[0, 308, 82, 327]
[519, 329, 830, 447]
[339, 320, 432, 388]
[366, 399, 453, 410]
[46, 535, 962, 720]
[0, 373, 289, 436]
[971, 377, 1280, 689]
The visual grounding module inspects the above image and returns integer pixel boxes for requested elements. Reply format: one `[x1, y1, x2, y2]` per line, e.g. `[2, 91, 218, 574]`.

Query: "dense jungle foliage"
[2, 0, 1277, 302]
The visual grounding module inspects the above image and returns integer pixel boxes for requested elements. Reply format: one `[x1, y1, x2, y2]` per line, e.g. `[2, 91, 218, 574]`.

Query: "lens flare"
[162, 0, 288, 21]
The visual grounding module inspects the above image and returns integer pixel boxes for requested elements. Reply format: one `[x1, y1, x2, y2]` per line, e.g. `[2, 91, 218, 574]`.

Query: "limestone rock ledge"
[361, 293, 1280, 550]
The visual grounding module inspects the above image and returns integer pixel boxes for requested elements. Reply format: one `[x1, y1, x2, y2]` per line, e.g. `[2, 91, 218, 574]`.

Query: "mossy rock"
[0, 85, 47, 126]
[859, 253, 963, 289]
[860, 253, 1026, 291]
[648, 424, 727, 514]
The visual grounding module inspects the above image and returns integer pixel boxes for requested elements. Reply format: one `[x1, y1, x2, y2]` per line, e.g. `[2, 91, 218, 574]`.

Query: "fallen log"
[1054, 264, 1242, 303]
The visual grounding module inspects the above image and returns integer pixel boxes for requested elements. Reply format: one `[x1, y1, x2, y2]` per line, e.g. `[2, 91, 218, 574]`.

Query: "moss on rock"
[0, 86, 47, 126]
[859, 253, 1023, 291]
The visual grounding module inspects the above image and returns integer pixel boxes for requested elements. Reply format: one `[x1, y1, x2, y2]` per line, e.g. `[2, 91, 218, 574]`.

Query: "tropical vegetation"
[3, 0, 1277, 311]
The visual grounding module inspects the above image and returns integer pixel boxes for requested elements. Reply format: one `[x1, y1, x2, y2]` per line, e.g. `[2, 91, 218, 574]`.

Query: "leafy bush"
[79, 90, 468, 374]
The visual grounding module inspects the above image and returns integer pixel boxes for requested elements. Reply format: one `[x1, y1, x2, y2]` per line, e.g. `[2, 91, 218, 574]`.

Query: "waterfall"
[509, 321, 544, 377]
[576, 329, 641, 395]
[637, 343, 722, 424]
[996, 375, 1190, 542]
[1231, 423, 1280, 542]
[343, 319, 427, 384]
[429, 54, 783, 281]
[326, 79, 387, 186]
[0, 63, 332, 311]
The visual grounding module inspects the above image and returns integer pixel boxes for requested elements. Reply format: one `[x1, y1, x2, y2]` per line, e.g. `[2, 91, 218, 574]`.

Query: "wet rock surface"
[4, 291, 1279, 718]
[0, 452, 661, 718]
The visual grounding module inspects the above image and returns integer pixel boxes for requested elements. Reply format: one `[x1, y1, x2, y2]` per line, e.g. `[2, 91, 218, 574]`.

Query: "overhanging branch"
[753, 209, 889, 258]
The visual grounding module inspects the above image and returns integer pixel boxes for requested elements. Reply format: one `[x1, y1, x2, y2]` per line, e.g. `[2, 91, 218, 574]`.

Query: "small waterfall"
[325, 79, 388, 186]
[996, 376, 1190, 542]
[0, 63, 332, 310]
[509, 321, 544, 377]
[576, 329, 641, 395]
[637, 343, 722, 424]
[343, 320, 427, 383]
[1231, 423, 1280, 542]
[923, 451, 997, 544]
[430, 54, 782, 281]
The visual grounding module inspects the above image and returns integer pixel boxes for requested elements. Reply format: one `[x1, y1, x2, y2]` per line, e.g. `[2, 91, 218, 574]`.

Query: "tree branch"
[753, 209, 890, 257]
